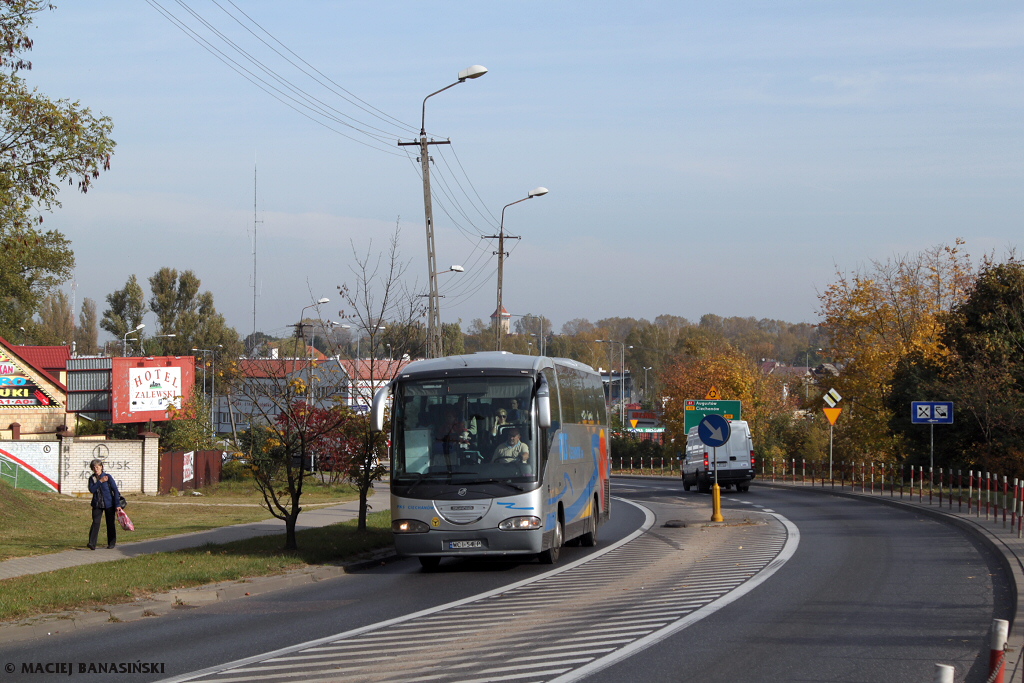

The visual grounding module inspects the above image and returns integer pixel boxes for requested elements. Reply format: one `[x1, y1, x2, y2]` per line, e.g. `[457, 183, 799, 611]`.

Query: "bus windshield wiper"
[401, 472, 427, 495]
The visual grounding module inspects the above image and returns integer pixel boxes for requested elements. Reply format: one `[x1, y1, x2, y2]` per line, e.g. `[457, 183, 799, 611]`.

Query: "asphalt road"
[597, 478, 1012, 683]
[0, 477, 1011, 683]
[0, 496, 647, 683]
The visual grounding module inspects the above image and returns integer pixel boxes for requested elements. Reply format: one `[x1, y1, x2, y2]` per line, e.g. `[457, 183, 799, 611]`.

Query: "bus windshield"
[392, 376, 536, 485]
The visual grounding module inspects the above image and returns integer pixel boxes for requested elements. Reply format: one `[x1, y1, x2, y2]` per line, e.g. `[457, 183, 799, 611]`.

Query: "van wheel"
[539, 518, 563, 564]
[737, 484, 750, 493]
[697, 474, 711, 494]
[418, 557, 441, 571]
[682, 475, 691, 491]
[579, 501, 598, 547]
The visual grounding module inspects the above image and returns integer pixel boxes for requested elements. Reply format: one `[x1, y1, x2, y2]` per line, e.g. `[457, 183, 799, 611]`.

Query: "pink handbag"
[116, 509, 135, 531]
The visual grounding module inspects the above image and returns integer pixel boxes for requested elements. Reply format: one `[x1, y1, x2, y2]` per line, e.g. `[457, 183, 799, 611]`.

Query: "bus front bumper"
[394, 528, 546, 557]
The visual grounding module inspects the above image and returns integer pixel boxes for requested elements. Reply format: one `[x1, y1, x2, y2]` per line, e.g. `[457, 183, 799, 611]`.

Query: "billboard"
[111, 357, 195, 424]
[0, 350, 59, 407]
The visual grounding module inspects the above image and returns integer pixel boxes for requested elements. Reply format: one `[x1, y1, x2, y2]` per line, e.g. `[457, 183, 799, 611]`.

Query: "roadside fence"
[762, 458, 1024, 538]
[611, 454, 679, 477]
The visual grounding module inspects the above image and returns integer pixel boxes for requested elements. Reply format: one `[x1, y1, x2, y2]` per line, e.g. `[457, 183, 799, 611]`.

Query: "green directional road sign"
[683, 399, 742, 433]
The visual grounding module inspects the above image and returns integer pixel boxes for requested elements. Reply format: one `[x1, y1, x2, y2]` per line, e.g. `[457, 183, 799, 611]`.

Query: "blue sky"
[26, 2, 1024, 341]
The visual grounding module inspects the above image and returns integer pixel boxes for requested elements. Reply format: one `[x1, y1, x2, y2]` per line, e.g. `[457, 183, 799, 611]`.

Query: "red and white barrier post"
[989, 618, 1008, 683]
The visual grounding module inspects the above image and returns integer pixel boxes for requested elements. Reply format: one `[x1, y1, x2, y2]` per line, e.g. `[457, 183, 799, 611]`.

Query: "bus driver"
[492, 427, 529, 465]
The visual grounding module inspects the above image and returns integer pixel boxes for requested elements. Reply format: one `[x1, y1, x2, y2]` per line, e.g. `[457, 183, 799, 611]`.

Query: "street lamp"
[122, 323, 145, 356]
[192, 347, 221, 438]
[596, 339, 631, 428]
[399, 66, 488, 359]
[643, 366, 653, 401]
[487, 187, 549, 351]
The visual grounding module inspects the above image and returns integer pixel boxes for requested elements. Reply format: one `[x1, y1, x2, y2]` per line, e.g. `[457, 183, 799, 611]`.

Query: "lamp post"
[192, 347, 214, 436]
[122, 323, 145, 356]
[643, 366, 653, 402]
[399, 66, 487, 360]
[192, 344, 224, 439]
[486, 188, 549, 351]
[596, 340, 630, 428]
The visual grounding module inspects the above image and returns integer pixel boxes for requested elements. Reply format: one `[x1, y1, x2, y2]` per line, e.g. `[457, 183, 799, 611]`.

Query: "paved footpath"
[0, 494, 390, 581]
[756, 477, 1024, 682]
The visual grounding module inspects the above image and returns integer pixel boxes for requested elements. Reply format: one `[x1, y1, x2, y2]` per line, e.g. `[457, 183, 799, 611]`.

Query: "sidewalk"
[759, 477, 1024, 681]
[0, 494, 390, 581]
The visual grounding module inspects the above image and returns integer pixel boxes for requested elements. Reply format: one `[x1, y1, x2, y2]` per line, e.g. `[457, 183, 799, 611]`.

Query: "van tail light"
[703, 453, 709, 470]
[750, 451, 757, 468]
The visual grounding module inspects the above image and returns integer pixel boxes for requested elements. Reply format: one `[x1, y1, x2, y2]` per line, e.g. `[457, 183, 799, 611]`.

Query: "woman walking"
[87, 459, 122, 550]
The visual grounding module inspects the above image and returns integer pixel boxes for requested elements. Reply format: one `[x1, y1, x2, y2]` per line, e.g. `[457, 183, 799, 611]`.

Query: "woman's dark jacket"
[88, 473, 122, 509]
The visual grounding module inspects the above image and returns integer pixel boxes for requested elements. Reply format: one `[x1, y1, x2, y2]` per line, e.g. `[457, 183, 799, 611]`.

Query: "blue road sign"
[698, 414, 731, 448]
[911, 401, 954, 425]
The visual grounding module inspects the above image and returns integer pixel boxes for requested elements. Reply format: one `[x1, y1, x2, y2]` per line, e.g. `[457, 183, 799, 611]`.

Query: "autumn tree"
[335, 227, 421, 530]
[0, 1, 115, 337]
[74, 297, 98, 354]
[818, 241, 975, 463]
[240, 396, 351, 550]
[889, 257, 1024, 474]
[100, 274, 145, 345]
[31, 288, 72, 344]
[161, 391, 214, 452]
[660, 341, 792, 456]
[146, 267, 242, 360]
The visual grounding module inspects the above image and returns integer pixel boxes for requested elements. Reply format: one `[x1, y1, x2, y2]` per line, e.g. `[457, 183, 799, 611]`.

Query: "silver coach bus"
[371, 351, 611, 569]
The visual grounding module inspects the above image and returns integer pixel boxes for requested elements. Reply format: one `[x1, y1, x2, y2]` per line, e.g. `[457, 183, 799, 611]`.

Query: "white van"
[681, 420, 756, 493]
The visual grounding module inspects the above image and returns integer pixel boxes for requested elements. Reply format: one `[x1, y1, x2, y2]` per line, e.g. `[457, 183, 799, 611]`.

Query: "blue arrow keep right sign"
[698, 414, 731, 448]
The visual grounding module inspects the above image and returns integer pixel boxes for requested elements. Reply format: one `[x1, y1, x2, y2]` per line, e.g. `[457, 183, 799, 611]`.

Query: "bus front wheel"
[539, 518, 563, 564]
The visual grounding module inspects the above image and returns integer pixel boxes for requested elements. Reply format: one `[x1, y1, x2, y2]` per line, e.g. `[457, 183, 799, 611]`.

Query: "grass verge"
[0, 479, 367, 560]
[0, 510, 392, 623]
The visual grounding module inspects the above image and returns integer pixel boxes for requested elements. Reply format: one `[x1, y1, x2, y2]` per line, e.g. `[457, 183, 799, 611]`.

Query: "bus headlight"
[392, 519, 430, 534]
[498, 516, 542, 531]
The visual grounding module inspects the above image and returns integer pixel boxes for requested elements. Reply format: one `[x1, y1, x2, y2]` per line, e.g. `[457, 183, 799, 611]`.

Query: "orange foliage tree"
[818, 241, 975, 463]
[660, 342, 790, 453]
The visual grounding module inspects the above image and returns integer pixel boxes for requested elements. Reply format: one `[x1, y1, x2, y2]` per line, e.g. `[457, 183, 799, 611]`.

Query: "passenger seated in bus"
[492, 427, 530, 465]
[490, 408, 511, 438]
[507, 398, 524, 422]
[435, 405, 470, 455]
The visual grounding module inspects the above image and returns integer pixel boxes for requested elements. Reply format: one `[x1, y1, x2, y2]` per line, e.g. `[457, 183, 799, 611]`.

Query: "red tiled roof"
[238, 358, 324, 378]
[334, 358, 411, 381]
[7, 343, 71, 387]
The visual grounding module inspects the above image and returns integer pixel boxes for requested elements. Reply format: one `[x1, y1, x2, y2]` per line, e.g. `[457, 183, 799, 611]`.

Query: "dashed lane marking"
[158, 499, 797, 683]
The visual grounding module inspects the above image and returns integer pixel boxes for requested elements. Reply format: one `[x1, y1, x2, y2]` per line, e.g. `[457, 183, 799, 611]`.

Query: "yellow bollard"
[711, 483, 724, 522]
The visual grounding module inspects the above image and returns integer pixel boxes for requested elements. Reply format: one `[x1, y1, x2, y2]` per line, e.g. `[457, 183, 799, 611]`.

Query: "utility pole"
[482, 225, 519, 351]
[484, 188, 549, 351]
[399, 66, 488, 359]
[399, 135, 448, 359]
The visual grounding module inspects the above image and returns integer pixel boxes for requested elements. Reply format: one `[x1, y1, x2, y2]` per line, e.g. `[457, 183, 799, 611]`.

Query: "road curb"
[759, 481, 1024, 681]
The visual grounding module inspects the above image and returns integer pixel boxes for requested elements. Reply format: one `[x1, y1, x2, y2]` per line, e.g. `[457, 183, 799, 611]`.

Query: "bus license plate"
[448, 540, 485, 549]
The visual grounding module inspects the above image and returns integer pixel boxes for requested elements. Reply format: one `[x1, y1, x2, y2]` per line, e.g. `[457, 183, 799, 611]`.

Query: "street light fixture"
[596, 339, 631, 428]
[122, 323, 145, 356]
[643, 366, 653, 402]
[399, 66, 488, 360]
[192, 345, 222, 437]
[487, 187, 549, 351]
